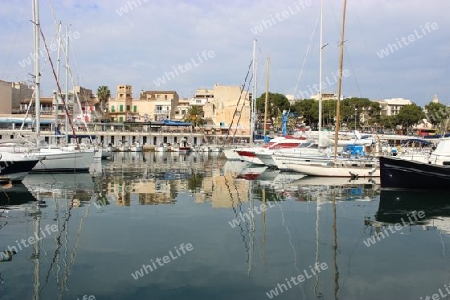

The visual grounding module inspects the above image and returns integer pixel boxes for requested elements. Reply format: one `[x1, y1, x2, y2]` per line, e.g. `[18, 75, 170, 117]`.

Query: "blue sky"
[0, 0, 449, 106]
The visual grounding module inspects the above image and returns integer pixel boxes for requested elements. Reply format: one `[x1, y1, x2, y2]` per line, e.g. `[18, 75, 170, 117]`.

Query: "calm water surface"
[0, 152, 449, 300]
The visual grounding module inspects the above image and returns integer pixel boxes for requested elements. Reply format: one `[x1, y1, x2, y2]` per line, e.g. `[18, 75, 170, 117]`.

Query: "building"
[0, 80, 34, 114]
[311, 93, 337, 101]
[108, 84, 134, 122]
[377, 98, 412, 116]
[200, 84, 252, 137]
[108, 85, 180, 122]
[174, 98, 190, 121]
[19, 85, 97, 130]
[138, 90, 179, 121]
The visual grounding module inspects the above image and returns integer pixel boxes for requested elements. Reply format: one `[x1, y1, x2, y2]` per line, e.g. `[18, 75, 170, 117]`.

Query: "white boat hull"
[223, 148, 241, 160]
[31, 148, 95, 173]
[284, 160, 379, 177]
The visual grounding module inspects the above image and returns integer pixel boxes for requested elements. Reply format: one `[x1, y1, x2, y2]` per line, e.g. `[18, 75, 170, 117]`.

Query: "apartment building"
[0, 80, 34, 114]
[108, 85, 180, 122]
[377, 98, 412, 116]
[200, 84, 252, 136]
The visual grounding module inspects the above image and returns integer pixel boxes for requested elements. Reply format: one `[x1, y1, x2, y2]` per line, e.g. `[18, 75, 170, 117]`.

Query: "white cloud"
[0, 0, 449, 105]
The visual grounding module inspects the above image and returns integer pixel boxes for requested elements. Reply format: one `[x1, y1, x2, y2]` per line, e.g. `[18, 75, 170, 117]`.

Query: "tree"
[425, 102, 449, 132]
[396, 103, 425, 134]
[183, 106, 205, 127]
[380, 115, 397, 130]
[255, 92, 290, 126]
[291, 99, 318, 128]
[96, 86, 111, 119]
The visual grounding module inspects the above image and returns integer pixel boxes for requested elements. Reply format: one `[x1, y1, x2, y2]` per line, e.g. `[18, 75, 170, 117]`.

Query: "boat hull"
[0, 159, 40, 182]
[31, 149, 95, 173]
[379, 156, 450, 189]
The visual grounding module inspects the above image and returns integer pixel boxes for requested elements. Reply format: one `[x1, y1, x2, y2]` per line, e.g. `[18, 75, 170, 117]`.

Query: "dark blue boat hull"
[0, 159, 40, 182]
[379, 156, 450, 189]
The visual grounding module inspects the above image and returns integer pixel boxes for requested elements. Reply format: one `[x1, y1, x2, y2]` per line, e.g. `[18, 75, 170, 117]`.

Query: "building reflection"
[101, 153, 250, 207]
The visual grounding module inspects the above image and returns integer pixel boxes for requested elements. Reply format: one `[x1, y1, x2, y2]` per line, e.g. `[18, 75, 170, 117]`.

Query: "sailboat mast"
[333, 0, 347, 158]
[250, 39, 257, 144]
[318, 0, 324, 134]
[54, 21, 62, 137]
[64, 25, 69, 143]
[33, 0, 41, 145]
[263, 56, 270, 140]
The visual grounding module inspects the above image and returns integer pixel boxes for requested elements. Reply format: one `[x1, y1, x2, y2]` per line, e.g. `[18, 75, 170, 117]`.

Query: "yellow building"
[198, 84, 252, 138]
[108, 85, 180, 122]
[108, 84, 134, 122]
[0, 80, 34, 114]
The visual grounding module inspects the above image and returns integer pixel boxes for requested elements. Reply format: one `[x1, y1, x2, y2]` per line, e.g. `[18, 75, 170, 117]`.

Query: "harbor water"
[0, 152, 449, 300]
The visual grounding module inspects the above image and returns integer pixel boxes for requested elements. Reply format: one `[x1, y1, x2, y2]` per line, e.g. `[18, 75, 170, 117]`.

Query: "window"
[119, 116, 123, 122]
[120, 105, 123, 112]
[111, 106, 115, 112]
[133, 106, 137, 113]
[126, 105, 130, 112]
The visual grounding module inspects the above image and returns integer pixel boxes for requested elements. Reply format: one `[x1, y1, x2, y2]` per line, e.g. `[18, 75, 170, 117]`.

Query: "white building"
[376, 98, 412, 116]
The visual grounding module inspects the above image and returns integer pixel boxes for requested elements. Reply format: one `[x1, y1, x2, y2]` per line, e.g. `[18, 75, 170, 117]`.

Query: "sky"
[0, 0, 449, 106]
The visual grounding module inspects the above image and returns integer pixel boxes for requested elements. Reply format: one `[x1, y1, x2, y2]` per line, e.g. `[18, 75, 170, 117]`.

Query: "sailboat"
[277, 0, 379, 177]
[24, 0, 95, 173]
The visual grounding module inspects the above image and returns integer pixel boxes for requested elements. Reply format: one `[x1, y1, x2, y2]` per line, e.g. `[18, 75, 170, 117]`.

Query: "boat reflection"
[376, 190, 450, 233]
[23, 173, 95, 207]
[0, 183, 38, 207]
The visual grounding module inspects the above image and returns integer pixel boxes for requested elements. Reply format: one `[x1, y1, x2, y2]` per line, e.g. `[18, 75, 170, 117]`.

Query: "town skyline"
[0, 0, 448, 106]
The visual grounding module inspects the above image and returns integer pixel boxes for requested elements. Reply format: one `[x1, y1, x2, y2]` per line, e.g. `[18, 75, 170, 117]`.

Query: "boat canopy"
[162, 119, 192, 126]
[401, 138, 432, 146]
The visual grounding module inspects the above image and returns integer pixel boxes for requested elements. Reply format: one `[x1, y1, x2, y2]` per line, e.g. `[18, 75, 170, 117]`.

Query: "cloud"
[0, 0, 448, 105]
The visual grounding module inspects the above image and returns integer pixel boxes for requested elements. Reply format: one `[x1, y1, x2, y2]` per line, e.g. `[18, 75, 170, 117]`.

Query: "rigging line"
[41, 199, 74, 289]
[342, 45, 363, 98]
[224, 173, 250, 264]
[231, 72, 253, 140]
[62, 197, 69, 292]
[224, 59, 253, 142]
[314, 199, 322, 299]
[278, 199, 306, 300]
[38, 28, 79, 147]
[293, 12, 320, 99]
[438, 229, 446, 258]
[0, 1, 28, 78]
[60, 197, 91, 297]
[350, 4, 386, 99]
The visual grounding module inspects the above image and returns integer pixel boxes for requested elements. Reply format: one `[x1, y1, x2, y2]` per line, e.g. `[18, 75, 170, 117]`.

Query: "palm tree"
[96, 86, 111, 119]
[183, 106, 205, 127]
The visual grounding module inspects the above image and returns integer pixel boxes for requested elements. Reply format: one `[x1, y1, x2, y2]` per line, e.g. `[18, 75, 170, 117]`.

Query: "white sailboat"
[27, 0, 94, 173]
[280, 0, 379, 177]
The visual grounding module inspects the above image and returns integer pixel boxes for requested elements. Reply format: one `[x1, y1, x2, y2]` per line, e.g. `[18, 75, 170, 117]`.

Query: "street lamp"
[354, 108, 357, 130]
